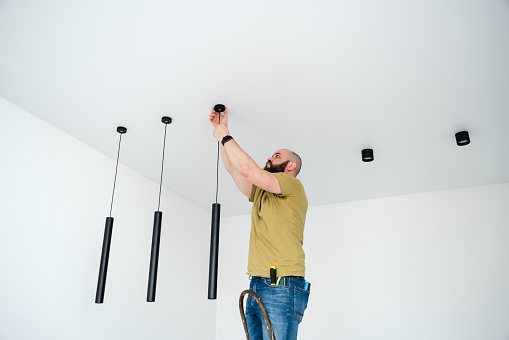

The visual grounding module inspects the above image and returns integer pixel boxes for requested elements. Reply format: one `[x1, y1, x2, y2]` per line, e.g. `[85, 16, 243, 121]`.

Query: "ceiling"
[1, 0, 508, 217]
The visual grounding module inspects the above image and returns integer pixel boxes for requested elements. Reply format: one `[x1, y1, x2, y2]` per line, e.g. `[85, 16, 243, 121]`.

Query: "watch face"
[222, 136, 233, 145]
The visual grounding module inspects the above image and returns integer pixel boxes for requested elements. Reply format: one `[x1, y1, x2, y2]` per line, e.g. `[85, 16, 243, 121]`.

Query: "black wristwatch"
[221, 135, 234, 146]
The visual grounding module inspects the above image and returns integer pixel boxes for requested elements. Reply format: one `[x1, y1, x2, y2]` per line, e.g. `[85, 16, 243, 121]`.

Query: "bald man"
[210, 107, 310, 340]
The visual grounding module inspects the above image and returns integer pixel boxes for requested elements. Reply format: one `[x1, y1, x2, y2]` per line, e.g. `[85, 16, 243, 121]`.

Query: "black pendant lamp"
[208, 104, 225, 300]
[95, 126, 127, 303]
[147, 116, 172, 302]
[455, 131, 470, 146]
[362, 148, 374, 162]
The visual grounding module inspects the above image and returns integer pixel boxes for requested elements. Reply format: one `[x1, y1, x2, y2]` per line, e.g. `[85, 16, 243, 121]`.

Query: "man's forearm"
[213, 123, 259, 185]
[221, 138, 259, 179]
[217, 136, 255, 197]
[219, 142, 235, 174]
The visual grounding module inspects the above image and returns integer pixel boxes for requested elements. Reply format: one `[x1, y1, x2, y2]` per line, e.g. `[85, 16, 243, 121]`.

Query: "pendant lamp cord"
[158, 123, 168, 212]
[109, 133, 123, 218]
[215, 115, 221, 204]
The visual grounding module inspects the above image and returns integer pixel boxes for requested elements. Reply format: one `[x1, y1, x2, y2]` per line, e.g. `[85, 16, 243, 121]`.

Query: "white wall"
[216, 183, 509, 339]
[0, 97, 216, 339]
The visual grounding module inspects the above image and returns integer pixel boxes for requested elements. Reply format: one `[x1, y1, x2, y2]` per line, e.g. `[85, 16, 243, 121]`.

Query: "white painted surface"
[0, 97, 216, 339]
[0, 0, 508, 216]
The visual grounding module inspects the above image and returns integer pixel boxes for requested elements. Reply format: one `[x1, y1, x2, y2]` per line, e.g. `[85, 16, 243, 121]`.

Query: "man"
[209, 107, 310, 340]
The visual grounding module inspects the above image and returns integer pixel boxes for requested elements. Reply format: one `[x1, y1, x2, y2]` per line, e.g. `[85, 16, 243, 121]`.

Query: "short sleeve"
[273, 173, 302, 197]
[249, 184, 257, 202]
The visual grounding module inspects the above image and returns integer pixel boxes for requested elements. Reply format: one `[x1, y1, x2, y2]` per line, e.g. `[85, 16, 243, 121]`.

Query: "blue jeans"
[245, 276, 310, 340]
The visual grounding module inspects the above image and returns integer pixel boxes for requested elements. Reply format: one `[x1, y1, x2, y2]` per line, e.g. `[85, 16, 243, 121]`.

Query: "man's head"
[264, 149, 302, 177]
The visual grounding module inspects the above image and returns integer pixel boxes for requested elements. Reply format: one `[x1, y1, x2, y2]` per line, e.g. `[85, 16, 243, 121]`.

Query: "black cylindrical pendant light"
[208, 203, 221, 299]
[362, 148, 374, 162]
[147, 116, 172, 302]
[95, 126, 127, 304]
[455, 131, 470, 146]
[147, 210, 162, 302]
[208, 104, 225, 300]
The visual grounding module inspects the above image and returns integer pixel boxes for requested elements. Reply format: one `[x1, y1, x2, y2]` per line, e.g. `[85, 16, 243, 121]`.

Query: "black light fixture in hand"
[362, 148, 374, 162]
[455, 131, 470, 146]
[147, 116, 172, 302]
[95, 126, 127, 304]
[208, 104, 225, 300]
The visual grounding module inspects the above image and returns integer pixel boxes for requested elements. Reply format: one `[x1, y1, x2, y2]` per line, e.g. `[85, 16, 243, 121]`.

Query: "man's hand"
[213, 124, 230, 143]
[209, 107, 228, 127]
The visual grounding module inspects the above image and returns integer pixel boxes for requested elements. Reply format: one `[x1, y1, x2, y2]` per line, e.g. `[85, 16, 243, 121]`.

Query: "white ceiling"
[1, 0, 508, 217]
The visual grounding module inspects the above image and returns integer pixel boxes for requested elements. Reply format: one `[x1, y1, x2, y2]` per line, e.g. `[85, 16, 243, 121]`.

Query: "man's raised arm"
[209, 108, 254, 197]
[210, 109, 282, 195]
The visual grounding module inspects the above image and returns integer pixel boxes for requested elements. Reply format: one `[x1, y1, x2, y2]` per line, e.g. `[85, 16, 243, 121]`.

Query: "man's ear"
[287, 161, 297, 171]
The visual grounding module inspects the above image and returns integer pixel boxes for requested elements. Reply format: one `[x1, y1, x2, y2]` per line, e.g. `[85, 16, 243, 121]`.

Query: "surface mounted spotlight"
[362, 149, 374, 162]
[455, 131, 470, 146]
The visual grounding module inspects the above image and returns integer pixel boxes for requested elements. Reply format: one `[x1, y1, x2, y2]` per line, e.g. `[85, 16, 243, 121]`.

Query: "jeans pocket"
[293, 286, 310, 323]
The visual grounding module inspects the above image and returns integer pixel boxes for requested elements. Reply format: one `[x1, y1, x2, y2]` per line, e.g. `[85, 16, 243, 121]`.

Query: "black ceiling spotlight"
[455, 131, 470, 146]
[362, 149, 374, 162]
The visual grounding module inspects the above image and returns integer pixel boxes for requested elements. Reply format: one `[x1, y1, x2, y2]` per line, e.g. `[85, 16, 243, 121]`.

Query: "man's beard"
[264, 160, 289, 173]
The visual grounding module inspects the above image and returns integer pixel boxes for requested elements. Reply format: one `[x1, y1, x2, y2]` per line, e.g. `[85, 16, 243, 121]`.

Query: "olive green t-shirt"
[247, 173, 308, 278]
